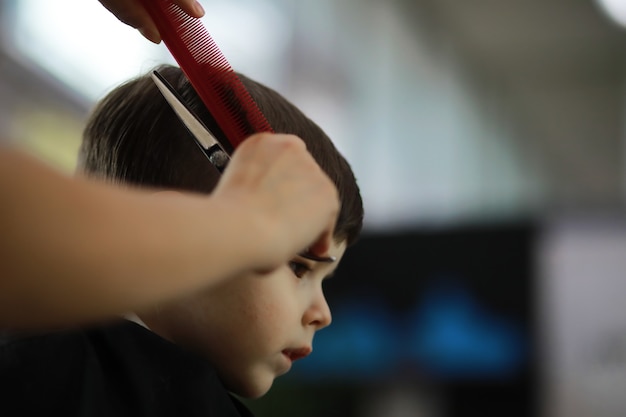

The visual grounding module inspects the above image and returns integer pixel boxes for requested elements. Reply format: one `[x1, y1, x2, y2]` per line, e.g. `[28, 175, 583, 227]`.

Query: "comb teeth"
[140, 0, 274, 149]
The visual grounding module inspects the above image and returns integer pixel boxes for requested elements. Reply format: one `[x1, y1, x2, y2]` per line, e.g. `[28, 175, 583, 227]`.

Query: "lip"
[282, 347, 312, 362]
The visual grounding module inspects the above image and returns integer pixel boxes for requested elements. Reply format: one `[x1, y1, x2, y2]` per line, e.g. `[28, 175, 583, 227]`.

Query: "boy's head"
[78, 64, 363, 397]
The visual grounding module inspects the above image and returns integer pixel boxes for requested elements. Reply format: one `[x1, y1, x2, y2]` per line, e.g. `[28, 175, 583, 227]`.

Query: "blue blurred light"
[287, 282, 527, 382]
[407, 283, 526, 378]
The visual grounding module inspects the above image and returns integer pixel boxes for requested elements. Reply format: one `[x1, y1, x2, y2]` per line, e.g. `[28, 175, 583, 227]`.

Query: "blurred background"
[1, 0, 626, 416]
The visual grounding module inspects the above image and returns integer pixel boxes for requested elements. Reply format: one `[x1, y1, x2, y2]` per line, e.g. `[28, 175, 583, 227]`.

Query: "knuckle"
[242, 133, 265, 148]
[280, 137, 305, 155]
[247, 132, 272, 142]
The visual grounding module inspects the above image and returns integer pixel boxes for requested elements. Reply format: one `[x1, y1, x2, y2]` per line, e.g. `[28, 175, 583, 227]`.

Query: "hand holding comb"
[138, 0, 274, 150]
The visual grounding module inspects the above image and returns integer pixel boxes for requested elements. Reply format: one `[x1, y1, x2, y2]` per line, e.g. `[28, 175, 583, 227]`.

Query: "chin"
[226, 375, 274, 399]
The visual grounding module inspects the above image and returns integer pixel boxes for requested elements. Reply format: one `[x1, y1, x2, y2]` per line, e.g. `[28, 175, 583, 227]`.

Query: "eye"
[288, 261, 311, 278]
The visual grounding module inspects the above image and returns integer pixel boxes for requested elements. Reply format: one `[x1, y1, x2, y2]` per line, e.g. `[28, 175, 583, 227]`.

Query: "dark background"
[246, 220, 538, 417]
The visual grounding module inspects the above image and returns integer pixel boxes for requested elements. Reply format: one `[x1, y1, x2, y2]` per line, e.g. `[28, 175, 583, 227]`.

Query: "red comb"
[138, 0, 274, 149]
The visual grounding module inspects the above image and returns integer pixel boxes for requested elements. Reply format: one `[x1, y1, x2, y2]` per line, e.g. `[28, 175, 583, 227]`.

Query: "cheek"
[233, 274, 300, 336]
[235, 282, 288, 329]
[170, 271, 300, 356]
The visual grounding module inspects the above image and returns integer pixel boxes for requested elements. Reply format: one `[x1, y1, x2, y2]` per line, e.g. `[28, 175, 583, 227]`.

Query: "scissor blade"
[151, 72, 334, 263]
[151, 71, 218, 149]
[151, 71, 229, 172]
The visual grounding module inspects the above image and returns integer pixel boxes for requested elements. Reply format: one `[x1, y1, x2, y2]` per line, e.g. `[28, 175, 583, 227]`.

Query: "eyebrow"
[299, 252, 336, 263]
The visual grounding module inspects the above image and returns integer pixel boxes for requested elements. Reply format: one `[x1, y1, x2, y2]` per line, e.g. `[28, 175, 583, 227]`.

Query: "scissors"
[151, 70, 336, 264]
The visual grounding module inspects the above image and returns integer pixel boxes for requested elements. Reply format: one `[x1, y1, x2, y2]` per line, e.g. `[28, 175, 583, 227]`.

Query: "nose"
[303, 289, 332, 330]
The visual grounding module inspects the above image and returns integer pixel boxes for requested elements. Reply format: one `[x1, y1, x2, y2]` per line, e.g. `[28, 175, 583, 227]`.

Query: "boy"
[1, 0, 339, 330]
[0, 65, 363, 416]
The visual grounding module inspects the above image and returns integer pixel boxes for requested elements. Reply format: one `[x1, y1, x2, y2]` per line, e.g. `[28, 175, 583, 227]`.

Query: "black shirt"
[0, 320, 254, 417]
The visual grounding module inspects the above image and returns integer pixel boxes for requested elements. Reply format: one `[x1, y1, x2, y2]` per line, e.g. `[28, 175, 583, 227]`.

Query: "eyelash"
[288, 261, 311, 278]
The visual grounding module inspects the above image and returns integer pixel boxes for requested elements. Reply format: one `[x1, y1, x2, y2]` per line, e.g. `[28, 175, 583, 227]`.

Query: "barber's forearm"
[0, 149, 263, 329]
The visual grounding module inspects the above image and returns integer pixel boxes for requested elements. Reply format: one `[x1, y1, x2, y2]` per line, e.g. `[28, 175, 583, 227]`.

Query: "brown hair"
[79, 65, 363, 245]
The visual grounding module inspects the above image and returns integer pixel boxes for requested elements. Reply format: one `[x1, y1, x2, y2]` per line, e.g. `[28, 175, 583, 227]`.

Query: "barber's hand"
[213, 133, 340, 273]
[98, 0, 205, 43]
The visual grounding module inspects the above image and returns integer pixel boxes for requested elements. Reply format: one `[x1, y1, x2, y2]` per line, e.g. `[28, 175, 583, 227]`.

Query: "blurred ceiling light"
[595, 0, 626, 28]
[11, 0, 288, 102]
[13, 0, 174, 101]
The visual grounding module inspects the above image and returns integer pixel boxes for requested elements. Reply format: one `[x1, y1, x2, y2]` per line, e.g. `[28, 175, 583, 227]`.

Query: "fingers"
[214, 133, 340, 271]
[307, 218, 337, 259]
[98, 0, 205, 43]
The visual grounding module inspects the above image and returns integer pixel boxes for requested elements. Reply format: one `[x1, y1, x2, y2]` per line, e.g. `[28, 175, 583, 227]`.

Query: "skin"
[139, 240, 347, 398]
[98, 0, 205, 43]
[0, 133, 339, 328]
[0, 0, 341, 343]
